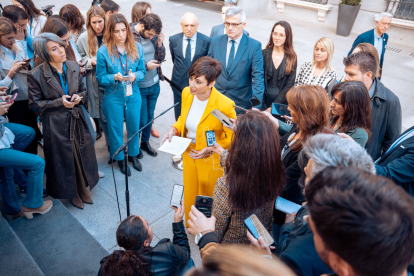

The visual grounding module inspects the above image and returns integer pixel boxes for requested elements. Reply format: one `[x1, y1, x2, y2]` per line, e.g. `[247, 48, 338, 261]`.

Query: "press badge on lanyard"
[116, 46, 133, 97]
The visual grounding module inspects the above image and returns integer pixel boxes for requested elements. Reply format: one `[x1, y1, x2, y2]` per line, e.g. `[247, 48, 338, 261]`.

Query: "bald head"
[181, 12, 199, 38]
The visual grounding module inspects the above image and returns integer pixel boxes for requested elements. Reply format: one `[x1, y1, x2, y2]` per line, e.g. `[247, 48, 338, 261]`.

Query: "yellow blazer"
[173, 86, 237, 153]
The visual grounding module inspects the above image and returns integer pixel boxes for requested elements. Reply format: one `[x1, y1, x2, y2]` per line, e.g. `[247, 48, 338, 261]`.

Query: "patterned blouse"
[294, 62, 337, 88]
[212, 150, 274, 245]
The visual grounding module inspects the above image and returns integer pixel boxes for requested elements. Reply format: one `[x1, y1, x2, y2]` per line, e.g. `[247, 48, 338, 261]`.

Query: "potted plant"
[336, 0, 362, 37]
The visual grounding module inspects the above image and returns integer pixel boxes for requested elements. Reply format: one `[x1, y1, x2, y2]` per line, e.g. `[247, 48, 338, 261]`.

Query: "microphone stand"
[112, 102, 179, 217]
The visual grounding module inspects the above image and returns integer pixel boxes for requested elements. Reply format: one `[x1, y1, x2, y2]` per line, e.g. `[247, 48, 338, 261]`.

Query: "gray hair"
[225, 6, 246, 23]
[303, 134, 376, 180]
[33, 33, 65, 62]
[376, 12, 393, 22]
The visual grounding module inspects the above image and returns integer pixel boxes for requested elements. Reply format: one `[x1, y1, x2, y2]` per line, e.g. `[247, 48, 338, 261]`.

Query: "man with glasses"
[348, 12, 393, 78]
[169, 12, 211, 120]
[207, 6, 264, 114]
[210, 1, 249, 38]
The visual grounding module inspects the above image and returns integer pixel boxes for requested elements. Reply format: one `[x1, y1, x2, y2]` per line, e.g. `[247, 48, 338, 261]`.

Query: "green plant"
[340, 0, 362, 5]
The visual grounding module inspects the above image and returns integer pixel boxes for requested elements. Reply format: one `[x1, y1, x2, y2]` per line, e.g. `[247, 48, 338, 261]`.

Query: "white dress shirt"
[226, 34, 243, 66]
[373, 30, 384, 61]
[182, 32, 197, 61]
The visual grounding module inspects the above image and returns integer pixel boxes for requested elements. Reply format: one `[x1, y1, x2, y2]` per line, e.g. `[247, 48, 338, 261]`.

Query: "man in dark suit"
[348, 12, 392, 77]
[344, 51, 401, 161]
[376, 125, 414, 198]
[169, 12, 211, 120]
[207, 6, 264, 113]
[210, 1, 249, 38]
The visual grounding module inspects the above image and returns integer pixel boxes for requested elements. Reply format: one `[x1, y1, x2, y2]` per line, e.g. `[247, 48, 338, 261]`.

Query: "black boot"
[128, 156, 142, 172]
[94, 118, 102, 141]
[140, 141, 158, 157]
[118, 160, 131, 176]
[137, 149, 144, 159]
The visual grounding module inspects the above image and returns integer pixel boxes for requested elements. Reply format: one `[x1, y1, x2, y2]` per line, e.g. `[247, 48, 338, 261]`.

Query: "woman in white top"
[12, 0, 47, 38]
[161, 57, 236, 226]
[295, 37, 337, 90]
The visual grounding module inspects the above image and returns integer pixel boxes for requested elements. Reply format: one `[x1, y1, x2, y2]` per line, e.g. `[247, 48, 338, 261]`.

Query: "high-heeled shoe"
[79, 193, 93, 205]
[22, 200, 53, 219]
[70, 196, 84, 210]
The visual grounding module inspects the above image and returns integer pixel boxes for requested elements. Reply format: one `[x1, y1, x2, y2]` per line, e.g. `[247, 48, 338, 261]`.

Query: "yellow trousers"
[183, 143, 224, 226]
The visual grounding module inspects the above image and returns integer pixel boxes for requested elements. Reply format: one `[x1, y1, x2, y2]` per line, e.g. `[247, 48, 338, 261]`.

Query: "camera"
[91, 0, 103, 6]
[41, 5, 55, 18]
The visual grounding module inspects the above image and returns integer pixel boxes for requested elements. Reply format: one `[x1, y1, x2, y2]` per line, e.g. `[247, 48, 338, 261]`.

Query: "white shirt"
[27, 16, 47, 38]
[226, 35, 242, 66]
[185, 96, 209, 143]
[182, 32, 197, 61]
[373, 30, 384, 61]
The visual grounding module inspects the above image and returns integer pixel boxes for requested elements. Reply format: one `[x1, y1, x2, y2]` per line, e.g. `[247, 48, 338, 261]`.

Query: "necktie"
[185, 38, 192, 66]
[227, 40, 235, 73]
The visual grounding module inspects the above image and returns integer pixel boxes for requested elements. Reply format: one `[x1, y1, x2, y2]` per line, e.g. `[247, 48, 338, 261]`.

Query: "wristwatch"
[195, 230, 213, 245]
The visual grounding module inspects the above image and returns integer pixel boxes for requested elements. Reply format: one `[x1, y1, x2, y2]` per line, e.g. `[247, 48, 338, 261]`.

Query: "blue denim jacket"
[96, 42, 146, 95]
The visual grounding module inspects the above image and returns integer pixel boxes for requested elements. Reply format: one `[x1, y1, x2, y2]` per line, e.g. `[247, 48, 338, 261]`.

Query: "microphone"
[112, 102, 179, 158]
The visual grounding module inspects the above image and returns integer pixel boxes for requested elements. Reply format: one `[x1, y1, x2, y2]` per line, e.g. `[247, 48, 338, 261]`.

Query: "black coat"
[28, 61, 98, 199]
[169, 32, 211, 96]
[98, 221, 191, 276]
[262, 48, 297, 106]
[365, 79, 401, 160]
[376, 125, 414, 198]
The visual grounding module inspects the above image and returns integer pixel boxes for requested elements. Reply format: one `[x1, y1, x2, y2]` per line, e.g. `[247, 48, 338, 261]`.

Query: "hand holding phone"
[205, 131, 216, 147]
[244, 214, 274, 246]
[170, 184, 184, 208]
[195, 195, 213, 218]
[6, 93, 18, 104]
[70, 95, 83, 102]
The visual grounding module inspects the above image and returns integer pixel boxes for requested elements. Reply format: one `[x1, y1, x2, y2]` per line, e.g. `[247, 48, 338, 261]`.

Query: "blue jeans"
[103, 89, 142, 161]
[178, 258, 195, 276]
[139, 82, 160, 142]
[0, 123, 44, 214]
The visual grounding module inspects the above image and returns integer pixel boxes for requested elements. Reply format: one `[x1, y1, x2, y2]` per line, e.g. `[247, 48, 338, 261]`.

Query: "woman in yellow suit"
[161, 57, 236, 225]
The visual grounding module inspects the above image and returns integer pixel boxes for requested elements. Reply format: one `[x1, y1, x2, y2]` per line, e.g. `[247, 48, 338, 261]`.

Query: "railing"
[301, 0, 328, 4]
[385, 0, 414, 21]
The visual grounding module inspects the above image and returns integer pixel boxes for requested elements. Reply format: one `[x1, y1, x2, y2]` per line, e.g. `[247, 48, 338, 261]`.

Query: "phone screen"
[271, 103, 291, 117]
[195, 196, 213, 218]
[7, 93, 18, 104]
[170, 184, 184, 207]
[205, 131, 216, 147]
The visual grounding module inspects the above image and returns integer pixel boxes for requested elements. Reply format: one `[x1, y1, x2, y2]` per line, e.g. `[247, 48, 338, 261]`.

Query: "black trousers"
[173, 92, 182, 121]
[7, 99, 42, 154]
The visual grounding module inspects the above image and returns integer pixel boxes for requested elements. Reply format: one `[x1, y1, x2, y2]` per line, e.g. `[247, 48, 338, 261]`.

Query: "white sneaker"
[98, 170, 105, 178]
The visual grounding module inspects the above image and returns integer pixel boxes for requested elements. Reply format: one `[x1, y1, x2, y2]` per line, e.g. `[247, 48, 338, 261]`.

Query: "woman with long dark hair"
[201, 111, 285, 244]
[59, 4, 86, 44]
[329, 81, 371, 147]
[98, 203, 192, 276]
[262, 21, 297, 107]
[96, 14, 146, 175]
[12, 0, 46, 38]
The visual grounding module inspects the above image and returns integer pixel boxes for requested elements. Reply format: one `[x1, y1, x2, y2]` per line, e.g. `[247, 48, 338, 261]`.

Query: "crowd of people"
[0, 0, 413, 275]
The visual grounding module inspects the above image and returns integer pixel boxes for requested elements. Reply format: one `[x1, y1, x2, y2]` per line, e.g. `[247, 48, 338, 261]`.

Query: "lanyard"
[29, 17, 33, 36]
[306, 65, 326, 85]
[57, 63, 69, 95]
[115, 46, 127, 76]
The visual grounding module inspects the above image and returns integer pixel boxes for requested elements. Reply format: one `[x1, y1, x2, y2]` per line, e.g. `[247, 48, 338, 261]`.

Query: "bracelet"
[172, 126, 179, 134]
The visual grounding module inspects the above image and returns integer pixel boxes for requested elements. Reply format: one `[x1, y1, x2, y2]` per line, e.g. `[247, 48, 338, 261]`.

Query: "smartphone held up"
[195, 195, 213, 218]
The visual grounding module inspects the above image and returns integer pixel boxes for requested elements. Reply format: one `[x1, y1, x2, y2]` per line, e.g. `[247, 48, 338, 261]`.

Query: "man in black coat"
[376, 125, 414, 198]
[169, 12, 211, 120]
[343, 51, 401, 160]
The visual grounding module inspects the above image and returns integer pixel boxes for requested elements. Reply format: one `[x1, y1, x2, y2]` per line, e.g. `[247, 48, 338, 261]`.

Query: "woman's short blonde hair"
[312, 37, 335, 71]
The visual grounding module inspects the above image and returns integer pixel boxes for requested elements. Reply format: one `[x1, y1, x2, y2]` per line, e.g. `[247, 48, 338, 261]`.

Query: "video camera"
[91, 0, 103, 6]
[41, 5, 54, 18]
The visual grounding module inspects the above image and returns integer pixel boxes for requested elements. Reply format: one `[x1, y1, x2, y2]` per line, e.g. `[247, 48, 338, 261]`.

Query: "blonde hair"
[0, 18, 20, 54]
[104, 14, 139, 61]
[86, 6, 106, 56]
[312, 37, 334, 71]
[186, 245, 296, 276]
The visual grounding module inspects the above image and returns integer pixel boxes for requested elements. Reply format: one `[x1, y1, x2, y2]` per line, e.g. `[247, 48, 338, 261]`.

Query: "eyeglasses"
[62, 36, 73, 44]
[224, 22, 243, 28]
[272, 32, 285, 38]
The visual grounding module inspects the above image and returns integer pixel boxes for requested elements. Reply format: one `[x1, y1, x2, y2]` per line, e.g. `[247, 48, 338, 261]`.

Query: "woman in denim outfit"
[96, 14, 146, 176]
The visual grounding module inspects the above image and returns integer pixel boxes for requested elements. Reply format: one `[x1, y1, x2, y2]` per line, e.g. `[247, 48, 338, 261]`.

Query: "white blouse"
[185, 96, 209, 143]
[27, 15, 47, 38]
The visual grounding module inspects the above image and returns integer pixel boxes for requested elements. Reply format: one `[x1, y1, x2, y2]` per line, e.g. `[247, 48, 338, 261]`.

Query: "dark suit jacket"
[365, 79, 401, 160]
[210, 23, 249, 38]
[279, 206, 333, 276]
[262, 48, 297, 106]
[348, 29, 388, 70]
[376, 126, 414, 197]
[207, 34, 264, 110]
[169, 32, 211, 96]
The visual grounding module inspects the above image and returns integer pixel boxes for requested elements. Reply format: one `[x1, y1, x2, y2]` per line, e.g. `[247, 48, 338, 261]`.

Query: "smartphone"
[79, 56, 88, 66]
[244, 214, 274, 246]
[205, 131, 216, 147]
[321, 126, 336, 135]
[271, 103, 291, 117]
[156, 60, 167, 64]
[23, 57, 34, 62]
[6, 93, 18, 104]
[211, 109, 232, 127]
[275, 197, 302, 214]
[170, 184, 184, 208]
[233, 104, 248, 112]
[248, 98, 261, 109]
[195, 195, 213, 218]
[70, 96, 83, 102]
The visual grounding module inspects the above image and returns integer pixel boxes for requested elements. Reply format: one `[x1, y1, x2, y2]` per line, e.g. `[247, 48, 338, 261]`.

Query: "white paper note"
[158, 136, 192, 156]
